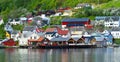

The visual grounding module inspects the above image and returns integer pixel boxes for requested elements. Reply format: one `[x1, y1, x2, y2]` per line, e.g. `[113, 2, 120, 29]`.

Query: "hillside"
[98, 0, 120, 9]
[0, 0, 112, 39]
[0, 0, 111, 19]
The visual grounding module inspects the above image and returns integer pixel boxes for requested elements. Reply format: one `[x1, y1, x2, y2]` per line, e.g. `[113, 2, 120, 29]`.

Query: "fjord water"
[0, 48, 120, 62]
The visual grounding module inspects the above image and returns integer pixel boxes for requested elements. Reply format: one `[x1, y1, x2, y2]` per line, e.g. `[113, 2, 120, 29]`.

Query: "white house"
[11, 31, 21, 41]
[0, 18, 4, 25]
[95, 16, 106, 25]
[4, 23, 13, 33]
[104, 16, 120, 27]
[18, 32, 40, 46]
[18, 26, 40, 46]
[9, 18, 22, 25]
[45, 28, 58, 40]
[20, 17, 27, 24]
[110, 27, 120, 38]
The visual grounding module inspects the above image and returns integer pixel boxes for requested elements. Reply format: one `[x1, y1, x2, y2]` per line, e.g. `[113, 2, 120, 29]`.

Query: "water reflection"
[0, 48, 120, 62]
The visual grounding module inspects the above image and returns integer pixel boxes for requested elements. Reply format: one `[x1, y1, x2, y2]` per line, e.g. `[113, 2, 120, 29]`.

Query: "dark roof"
[70, 26, 85, 31]
[110, 27, 120, 31]
[45, 32, 56, 34]
[95, 16, 106, 21]
[45, 32, 56, 37]
[50, 36, 70, 42]
[11, 31, 19, 34]
[23, 26, 36, 31]
[62, 18, 89, 22]
[105, 16, 119, 21]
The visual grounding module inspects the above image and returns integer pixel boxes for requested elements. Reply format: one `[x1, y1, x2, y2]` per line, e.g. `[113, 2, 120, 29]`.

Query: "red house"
[62, 18, 91, 28]
[2, 39, 16, 46]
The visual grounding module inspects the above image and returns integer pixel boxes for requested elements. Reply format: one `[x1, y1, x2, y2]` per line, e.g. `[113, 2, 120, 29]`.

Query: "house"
[57, 27, 70, 38]
[18, 26, 42, 46]
[95, 16, 105, 25]
[28, 37, 49, 46]
[74, 3, 91, 9]
[0, 18, 4, 25]
[33, 15, 50, 27]
[50, 36, 70, 46]
[102, 30, 113, 45]
[83, 32, 94, 44]
[8, 18, 22, 25]
[27, 17, 33, 24]
[104, 16, 120, 27]
[20, 17, 27, 24]
[57, 7, 71, 13]
[40, 15, 50, 25]
[110, 27, 120, 39]
[62, 10, 73, 16]
[11, 31, 21, 41]
[6, 31, 11, 39]
[95, 16, 120, 27]
[45, 28, 58, 40]
[4, 23, 13, 35]
[19, 32, 40, 46]
[62, 18, 90, 28]
[91, 32, 107, 47]
[1, 39, 16, 46]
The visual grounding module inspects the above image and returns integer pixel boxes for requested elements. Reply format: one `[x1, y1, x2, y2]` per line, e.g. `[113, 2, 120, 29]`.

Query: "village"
[0, 4, 119, 48]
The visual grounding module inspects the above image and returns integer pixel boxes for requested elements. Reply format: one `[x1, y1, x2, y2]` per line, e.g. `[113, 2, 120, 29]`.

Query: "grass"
[114, 38, 120, 44]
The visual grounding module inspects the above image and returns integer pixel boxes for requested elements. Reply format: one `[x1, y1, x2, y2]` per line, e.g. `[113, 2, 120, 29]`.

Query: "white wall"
[111, 31, 120, 38]
[18, 33, 40, 46]
[104, 21, 119, 27]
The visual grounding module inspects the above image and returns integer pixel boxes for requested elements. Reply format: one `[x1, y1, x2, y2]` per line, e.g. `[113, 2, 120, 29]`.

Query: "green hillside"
[0, 0, 111, 19]
[98, 0, 120, 9]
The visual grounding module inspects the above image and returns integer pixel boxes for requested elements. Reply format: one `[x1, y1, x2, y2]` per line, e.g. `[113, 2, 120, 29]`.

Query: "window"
[34, 36, 36, 39]
[30, 37, 32, 39]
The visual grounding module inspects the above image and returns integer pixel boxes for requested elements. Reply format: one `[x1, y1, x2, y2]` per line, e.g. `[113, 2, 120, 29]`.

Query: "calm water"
[0, 48, 120, 62]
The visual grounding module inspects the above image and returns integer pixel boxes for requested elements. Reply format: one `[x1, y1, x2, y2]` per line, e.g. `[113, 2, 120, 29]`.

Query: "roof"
[28, 37, 44, 42]
[62, 18, 89, 22]
[45, 28, 56, 32]
[11, 30, 19, 34]
[71, 35, 82, 41]
[105, 16, 119, 21]
[70, 26, 85, 31]
[57, 28, 69, 35]
[95, 16, 106, 21]
[23, 26, 36, 31]
[45, 32, 56, 37]
[110, 27, 120, 31]
[95, 37, 105, 42]
[50, 36, 70, 42]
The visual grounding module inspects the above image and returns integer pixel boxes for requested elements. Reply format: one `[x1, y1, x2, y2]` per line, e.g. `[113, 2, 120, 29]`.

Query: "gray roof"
[50, 36, 70, 42]
[23, 32, 33, 38]
[23, 26, 36, 31]
[70, 26, 85, 31]
[11, 30, 19, 34]
[62, 18, 89, 22]
[105, 16, 119, 21]
[95, 16, 120, 21]
[110, 27, 120, 31]
[95, 16, 106, 21]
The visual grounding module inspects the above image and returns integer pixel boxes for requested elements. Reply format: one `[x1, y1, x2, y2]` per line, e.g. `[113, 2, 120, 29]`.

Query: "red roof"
[36, 28, 44, 32]
[57, 28, 69, 35]
[45, 28, 56, 32]
[28, 37, 44, 42]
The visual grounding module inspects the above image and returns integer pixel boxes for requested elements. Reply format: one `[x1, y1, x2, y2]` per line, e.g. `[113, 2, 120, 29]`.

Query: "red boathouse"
[2, 39, 16, 46]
